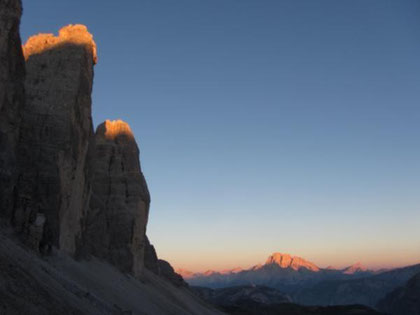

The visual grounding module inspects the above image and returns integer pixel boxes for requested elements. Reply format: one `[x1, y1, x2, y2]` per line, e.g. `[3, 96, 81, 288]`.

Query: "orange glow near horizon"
[162, 249, 420, 274]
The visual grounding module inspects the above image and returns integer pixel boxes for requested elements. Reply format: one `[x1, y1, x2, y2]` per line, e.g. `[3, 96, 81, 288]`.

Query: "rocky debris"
[82, 120, 150, 277]
[377, 272, 420, 315]
[0, 0, 25, 220]
[13, 24, 96, 254]
[0, 230, 223, 315]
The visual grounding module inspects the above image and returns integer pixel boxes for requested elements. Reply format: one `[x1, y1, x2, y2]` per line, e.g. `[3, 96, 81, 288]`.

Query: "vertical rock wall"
[83, 120, 150, 277]
[13, 25, 97, 254]
[0, 0, 25, 219]
[0, 13, 162, 280]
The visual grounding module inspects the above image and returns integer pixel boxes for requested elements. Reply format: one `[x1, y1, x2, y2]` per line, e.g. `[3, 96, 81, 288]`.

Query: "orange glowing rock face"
[22, 24, 97, 64]
[265, 252, 320, 272]
[103, 119, 134, 140]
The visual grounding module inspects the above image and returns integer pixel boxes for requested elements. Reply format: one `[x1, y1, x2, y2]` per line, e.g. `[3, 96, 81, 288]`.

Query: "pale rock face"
[83, 120, 150, 277]
[0, 0, 25, 219]
[14, 24, 96, 253]
[265, 253, 320, 272]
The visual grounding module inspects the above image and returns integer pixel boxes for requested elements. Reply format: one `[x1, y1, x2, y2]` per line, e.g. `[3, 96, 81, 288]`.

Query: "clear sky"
[21, 0, 420, 272]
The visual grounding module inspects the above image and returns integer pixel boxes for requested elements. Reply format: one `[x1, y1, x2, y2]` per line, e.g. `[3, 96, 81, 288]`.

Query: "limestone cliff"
[13, 25, 97, 254]
[0, 3, 210, 313]
[82, 120, 150, 277]
[0, 0, 25, 220]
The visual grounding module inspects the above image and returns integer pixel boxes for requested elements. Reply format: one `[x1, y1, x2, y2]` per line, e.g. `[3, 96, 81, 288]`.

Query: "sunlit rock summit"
[22, 24, 97, 64]
[264, 252, 320, 271]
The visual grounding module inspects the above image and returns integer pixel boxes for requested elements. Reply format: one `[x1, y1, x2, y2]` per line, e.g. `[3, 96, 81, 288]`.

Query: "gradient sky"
[21, 0, 420, 272]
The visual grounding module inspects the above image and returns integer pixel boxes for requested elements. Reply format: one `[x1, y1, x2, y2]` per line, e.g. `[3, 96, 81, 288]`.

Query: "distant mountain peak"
[203, 270, 217, 276]
[220, 267, 243, 274]
[175, 268, 196, 279]
[325, 265, 337, 270]
[265, 252, 320, 272]
[342, 262, 368, 274]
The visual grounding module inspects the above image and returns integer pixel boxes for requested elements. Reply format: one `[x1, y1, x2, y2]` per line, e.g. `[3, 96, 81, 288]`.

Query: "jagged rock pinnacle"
[83, 119, 150, 277]
[15, 23, 96, 254]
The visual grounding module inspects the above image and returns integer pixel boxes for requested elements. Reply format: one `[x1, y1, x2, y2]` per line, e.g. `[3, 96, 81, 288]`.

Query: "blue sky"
[21, 0, 420, 271]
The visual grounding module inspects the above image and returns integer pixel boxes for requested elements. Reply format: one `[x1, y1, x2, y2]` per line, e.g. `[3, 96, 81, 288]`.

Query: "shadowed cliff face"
[0, 6, 189, 307]
[13, 25, 96, 254]
[0, 0, 25, 220]
[4, 23, 166, 280]
[82, 120, 150, 277]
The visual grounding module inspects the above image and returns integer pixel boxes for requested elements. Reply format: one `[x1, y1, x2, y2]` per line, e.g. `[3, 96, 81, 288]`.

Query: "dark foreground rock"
[222, 303, 383, 315]
[0, 230, 223, 315]
[294, 263, 420, 308]
[0, 0, 25, 220]
[193, 285, 292, 307]
[377, 272, 420, 315]
[192, 285, 382, 314]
